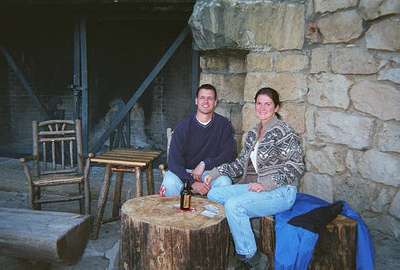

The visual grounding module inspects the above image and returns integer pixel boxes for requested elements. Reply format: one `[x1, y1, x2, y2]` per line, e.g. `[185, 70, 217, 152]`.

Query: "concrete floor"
[0, 157, 399, 270]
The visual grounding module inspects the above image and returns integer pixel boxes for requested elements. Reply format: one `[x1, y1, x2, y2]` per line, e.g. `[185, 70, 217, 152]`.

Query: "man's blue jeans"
[161, 170, 232, 196]
[208, 184, 297, 258]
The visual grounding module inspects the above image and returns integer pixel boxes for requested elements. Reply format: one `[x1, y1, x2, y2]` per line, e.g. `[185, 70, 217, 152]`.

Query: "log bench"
[0, 207, 90, 265]
[260, 215, 357, 270]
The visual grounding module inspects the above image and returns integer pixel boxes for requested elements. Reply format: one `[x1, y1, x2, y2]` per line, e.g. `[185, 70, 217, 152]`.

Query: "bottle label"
[183, 194, 191, 209]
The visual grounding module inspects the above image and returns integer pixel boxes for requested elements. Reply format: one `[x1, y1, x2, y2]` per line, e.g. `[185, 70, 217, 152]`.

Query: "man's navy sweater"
[168, 112, 236, 184]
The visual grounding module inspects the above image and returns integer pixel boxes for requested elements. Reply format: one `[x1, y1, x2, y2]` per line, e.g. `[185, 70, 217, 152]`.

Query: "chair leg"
[92, 164, 112, 239]
[146, 165, 154, 195]
[33, 187, 41, 210]
[112, 172, 124, 218]
[84, 178, 91, 216]
[78, 182, 84, 214]
[84, 155, 92, 216]
[135, 167, 142, 197]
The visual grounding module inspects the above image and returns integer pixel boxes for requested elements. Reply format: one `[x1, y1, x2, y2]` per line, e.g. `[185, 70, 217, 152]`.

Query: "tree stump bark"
[121, 195, 230, 270]
[260, 215, 357, 270]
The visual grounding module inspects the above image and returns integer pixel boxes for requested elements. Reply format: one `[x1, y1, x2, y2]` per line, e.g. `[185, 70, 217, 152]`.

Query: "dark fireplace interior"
[0, 4, 194, 161]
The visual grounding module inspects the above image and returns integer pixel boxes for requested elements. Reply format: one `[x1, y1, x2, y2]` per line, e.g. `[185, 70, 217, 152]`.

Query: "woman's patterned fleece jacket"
[208, 115, 305, 190]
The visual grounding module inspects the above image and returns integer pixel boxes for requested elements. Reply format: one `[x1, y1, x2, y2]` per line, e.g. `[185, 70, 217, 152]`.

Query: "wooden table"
[121, 195, 230, 270]
[90, 148, 161, 239]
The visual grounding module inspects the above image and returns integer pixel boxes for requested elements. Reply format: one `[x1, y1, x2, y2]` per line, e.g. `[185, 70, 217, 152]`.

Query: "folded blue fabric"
[274, 193, 375, 270]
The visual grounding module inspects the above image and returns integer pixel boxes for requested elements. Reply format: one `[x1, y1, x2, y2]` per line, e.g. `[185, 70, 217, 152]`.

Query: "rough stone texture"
[227, 55, 247, 74]
[335, 176, 379, 212]
[301, 172, 334, 202]
[358, 149, 400, 187]
[359, 0, 400, 20]
[200, 53, 247, 73]
[331, 47, 379, 75]
[307, 73, 352, 109]
[317, 10, 363, 44]
[350, 80, 400, 121]
[371, 187, 397, 213]
[200, 55, 227, 72]
[310, 47, 331, 74]
[275, 52, 309, 72]
[200, 73, 245, 103]
[215, 102, 243, 133]
[190, 0, 305, 50]
[241, 102, 258, 133]
[345, 149, 363, 175]
[314, 0, 358, 13]
[366, 17, 400, 52]
[315, 110, 374, 149]
[306, 145, 346, 175]
[246, 52, 273, 72]
[389, 191, 400, 219]
[378, 68, 400, 84]
[304, 106, 317, 142]
[244, 72, 307, 102]
[279, 102, 305, 134]
[365, 214, 400, 238]
[377, 121, 400, 153]
[373, 230, 400, 268]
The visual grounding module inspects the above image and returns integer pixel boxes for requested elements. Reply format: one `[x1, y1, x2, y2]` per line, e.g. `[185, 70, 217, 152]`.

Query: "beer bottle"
[180, 182, 192, 210]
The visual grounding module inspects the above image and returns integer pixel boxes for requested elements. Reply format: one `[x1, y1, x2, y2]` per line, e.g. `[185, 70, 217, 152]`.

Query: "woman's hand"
[191, 181, 210, 196]
[248, 183, 266, 192]
[204, 175, 213, 185]
[192, 161, 206, 181]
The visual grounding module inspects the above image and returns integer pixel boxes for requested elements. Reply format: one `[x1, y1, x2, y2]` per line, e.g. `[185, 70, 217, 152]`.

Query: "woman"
[205, 87, 305, 269]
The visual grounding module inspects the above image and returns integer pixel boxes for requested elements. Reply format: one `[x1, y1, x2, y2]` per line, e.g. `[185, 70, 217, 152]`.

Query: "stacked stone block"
[190, 0, 400, 238]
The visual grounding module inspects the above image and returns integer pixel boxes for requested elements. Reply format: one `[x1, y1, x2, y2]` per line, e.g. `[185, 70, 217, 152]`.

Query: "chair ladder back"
[32, 121, 40, 177]
[36, 120, 81, 175]
[75, 119, 83, 172]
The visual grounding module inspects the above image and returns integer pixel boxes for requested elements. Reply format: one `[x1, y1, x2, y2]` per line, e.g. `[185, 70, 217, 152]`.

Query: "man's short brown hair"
[196, 84, 217, 99]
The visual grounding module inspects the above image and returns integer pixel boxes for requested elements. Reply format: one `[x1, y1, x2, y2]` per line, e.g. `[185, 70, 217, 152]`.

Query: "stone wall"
[190, 0, 400, 238]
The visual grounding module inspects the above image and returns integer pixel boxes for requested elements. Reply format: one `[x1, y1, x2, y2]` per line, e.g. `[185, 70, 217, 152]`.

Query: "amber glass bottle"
[180, 182, 192, 210]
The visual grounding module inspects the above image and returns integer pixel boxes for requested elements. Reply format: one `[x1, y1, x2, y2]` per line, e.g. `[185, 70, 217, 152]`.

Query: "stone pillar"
[190, 0, 400, 238]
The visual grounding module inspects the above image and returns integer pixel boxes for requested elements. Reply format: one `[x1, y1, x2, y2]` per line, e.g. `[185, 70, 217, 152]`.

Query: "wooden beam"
[0, 46, 49, 118]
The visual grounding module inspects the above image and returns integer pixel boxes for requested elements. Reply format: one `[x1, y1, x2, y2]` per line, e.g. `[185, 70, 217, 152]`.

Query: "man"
[161, 84, 236, 196]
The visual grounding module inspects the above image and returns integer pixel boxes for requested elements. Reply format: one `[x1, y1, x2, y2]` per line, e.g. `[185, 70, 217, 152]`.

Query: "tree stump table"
[121, 195, 230, 270]
[260, 215, 357, 270]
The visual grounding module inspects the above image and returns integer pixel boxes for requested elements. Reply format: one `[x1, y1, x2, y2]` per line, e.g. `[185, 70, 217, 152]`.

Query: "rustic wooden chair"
[159, 127, 173, 177]
[20, 119, 91, 214]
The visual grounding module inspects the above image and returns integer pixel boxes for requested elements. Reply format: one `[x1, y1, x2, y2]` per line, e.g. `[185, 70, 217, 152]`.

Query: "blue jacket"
[274, 193, 375, 270]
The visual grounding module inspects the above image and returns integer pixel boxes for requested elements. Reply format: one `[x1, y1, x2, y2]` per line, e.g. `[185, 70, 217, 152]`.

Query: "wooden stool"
[260, 215, 357, 270]
[121, 195, 230, 270]
[89, 149, 161, 239]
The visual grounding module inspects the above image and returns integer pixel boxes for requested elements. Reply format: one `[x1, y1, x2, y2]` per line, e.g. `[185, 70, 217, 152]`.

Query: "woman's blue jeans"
[208, 184, 297, 258]
[161, 170, 232, 196]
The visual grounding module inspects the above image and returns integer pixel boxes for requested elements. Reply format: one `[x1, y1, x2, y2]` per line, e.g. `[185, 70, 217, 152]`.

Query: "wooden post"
[260, 215, 357, 270]
[121, 195, 230, 270]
